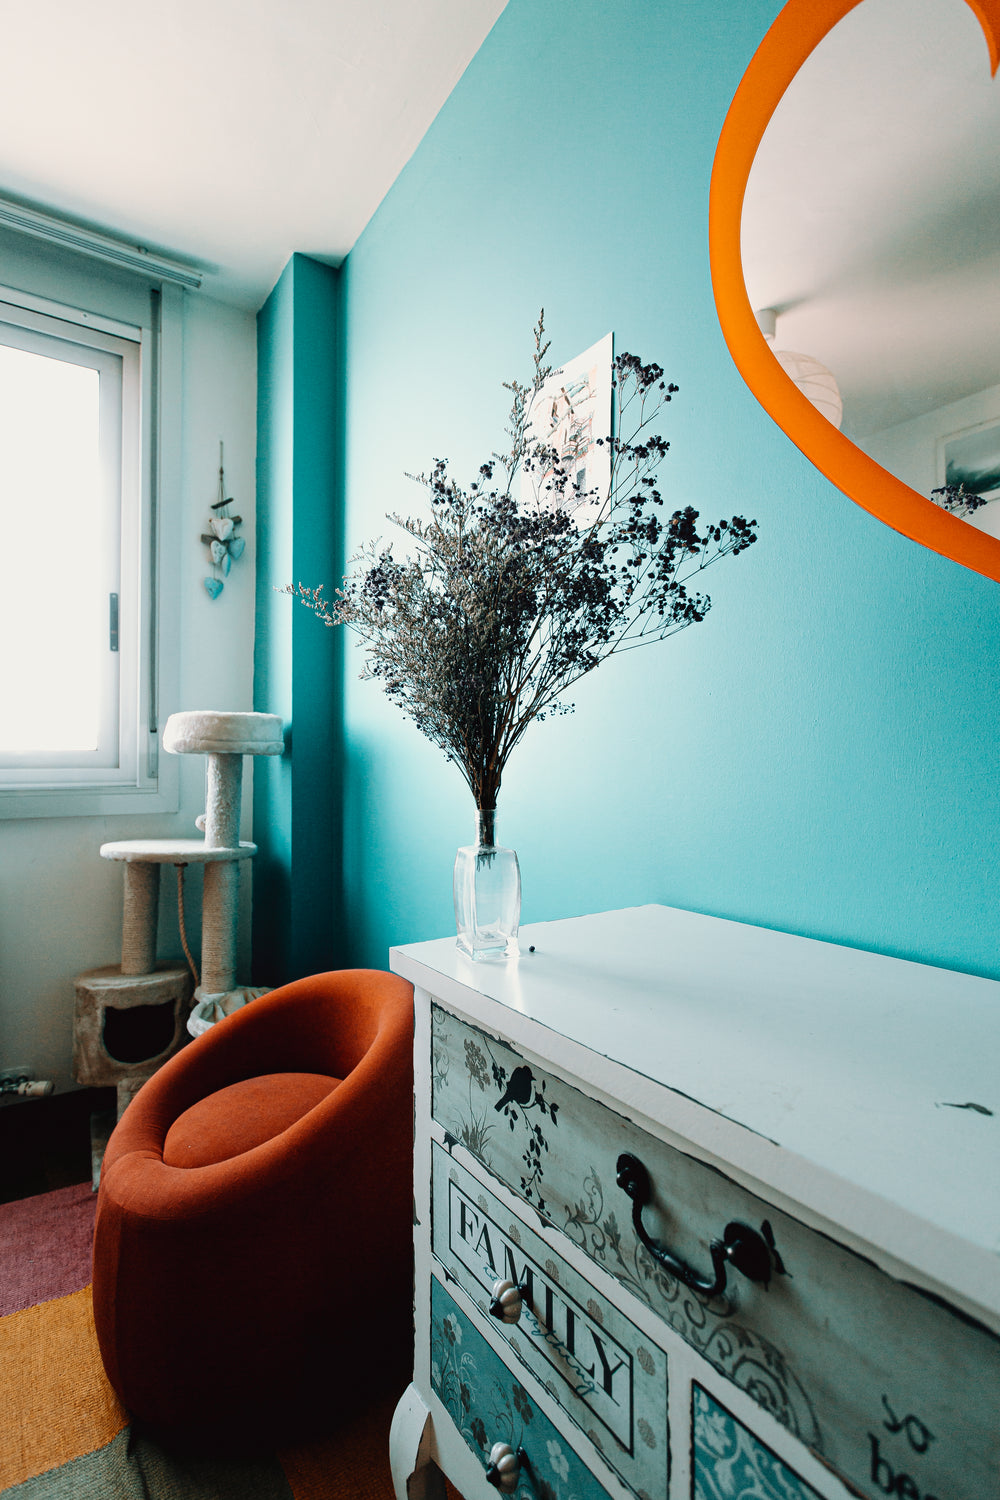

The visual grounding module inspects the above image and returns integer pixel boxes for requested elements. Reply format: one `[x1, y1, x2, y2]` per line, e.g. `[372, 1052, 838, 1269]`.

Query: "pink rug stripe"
[0, 1183, 96, 1315]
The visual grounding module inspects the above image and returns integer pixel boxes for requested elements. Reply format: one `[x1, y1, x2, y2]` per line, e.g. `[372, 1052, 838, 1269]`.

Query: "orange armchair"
[92, 969, 414, 1449]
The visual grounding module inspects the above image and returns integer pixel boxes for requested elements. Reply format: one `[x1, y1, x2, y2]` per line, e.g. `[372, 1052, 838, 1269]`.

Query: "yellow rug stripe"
[0, 1286, 128, 1488]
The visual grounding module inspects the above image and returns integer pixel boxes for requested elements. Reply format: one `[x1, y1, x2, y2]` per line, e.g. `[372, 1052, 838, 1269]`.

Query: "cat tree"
[73, 711, 284, 1121]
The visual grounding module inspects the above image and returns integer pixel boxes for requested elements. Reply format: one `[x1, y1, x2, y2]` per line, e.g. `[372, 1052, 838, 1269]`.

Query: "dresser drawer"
[431, 1003, 1000, 1500]
[432, 1143, 668, 1499]
[691, 1384, 823, 1500]
[430, 1277, 612, 1500]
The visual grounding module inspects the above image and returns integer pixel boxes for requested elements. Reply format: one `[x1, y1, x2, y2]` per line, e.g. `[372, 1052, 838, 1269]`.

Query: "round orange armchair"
[92, 969, 414, 1449]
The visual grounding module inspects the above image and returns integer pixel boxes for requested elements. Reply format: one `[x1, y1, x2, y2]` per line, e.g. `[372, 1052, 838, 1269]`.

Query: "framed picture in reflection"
[941, 419, 1000, 502]
[938, 417, 1000, 539]
[521, 331, 613, 528]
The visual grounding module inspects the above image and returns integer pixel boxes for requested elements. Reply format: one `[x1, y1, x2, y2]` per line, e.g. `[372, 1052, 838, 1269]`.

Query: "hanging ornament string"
[202, 440, 244, 599]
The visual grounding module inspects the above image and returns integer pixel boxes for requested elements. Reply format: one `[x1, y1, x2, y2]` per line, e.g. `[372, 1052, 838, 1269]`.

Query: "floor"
[0, 1086, 114, 1203]
[1, 1086, 467, 1500]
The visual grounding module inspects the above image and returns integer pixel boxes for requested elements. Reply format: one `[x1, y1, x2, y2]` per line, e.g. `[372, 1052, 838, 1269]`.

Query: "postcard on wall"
[520, 331, 613, 527]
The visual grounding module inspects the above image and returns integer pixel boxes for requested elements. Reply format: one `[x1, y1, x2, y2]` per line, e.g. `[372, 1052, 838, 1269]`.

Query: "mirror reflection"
[741, 0, 1000, 538]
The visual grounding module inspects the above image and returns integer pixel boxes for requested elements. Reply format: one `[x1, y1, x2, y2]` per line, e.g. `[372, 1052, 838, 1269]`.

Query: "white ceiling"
[741, 0, 1000, 438]
[4, 0, 993, 422]
[0, 0, 509, 309]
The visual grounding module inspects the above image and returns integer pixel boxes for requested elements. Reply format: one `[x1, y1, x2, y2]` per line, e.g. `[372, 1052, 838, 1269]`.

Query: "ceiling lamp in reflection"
[755, 308, 843, 430]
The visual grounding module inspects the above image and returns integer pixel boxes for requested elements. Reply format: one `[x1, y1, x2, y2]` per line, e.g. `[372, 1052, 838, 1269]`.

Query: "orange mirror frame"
[709, 0, 1000, 584]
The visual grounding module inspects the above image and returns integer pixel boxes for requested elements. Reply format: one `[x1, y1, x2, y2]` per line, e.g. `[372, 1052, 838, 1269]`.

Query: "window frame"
[0, 271, 181, 820]
[0, 301, 134, 777]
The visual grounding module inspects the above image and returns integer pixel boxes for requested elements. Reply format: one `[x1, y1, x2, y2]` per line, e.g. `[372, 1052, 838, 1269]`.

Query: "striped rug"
[0, 1184, 409, 1498]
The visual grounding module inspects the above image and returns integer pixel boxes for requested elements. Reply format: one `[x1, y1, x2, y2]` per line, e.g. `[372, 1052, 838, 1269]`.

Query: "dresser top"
[392, 903, 1000, 1323]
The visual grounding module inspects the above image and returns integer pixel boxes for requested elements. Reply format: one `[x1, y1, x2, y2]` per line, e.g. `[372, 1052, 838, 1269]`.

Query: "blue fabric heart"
[204, 576, 223, 599]
[228, 536, 246, 561]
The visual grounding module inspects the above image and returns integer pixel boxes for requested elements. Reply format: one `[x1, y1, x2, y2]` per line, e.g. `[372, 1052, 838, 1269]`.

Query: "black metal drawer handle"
[616, 1152, 782, 1297]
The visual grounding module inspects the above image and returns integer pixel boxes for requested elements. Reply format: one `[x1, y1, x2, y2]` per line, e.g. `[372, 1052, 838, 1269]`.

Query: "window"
[0, 297, 141, 783]
[0, 240, 185, 818]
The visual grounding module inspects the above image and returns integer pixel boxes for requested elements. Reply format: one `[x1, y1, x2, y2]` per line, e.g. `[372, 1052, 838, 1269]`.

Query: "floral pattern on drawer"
[692, 1386, 820, 1500]
[436, 1014, 562, 1209]
[431, 1278, 612, 1500]
[431, 1003, 1000, 1500]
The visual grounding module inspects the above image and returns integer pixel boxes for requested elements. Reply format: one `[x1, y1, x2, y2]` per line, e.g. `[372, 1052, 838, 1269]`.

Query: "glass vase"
[453, 807, 521, 961]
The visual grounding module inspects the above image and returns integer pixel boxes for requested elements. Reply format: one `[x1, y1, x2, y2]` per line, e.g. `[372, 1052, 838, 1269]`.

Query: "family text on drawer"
[432, 1143, 668, 1497]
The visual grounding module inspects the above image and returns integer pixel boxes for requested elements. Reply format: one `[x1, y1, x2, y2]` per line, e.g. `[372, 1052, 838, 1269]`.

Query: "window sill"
[0, 762, 179, 820]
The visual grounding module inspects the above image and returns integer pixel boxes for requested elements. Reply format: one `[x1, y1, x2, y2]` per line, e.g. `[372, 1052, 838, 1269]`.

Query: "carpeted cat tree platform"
[72, 712, 284, 1143]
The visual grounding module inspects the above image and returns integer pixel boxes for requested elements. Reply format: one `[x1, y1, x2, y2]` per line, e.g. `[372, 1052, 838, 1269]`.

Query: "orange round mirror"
[709, 0, 1000, 584]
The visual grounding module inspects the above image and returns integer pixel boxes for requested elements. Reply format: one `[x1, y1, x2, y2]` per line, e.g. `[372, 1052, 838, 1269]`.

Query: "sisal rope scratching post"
[120, 862, 159, 976]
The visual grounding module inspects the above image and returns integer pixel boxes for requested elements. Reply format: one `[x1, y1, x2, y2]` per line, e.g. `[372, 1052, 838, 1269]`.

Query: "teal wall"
[265, 0, 1000, 980]
[254, 253, 344, 982]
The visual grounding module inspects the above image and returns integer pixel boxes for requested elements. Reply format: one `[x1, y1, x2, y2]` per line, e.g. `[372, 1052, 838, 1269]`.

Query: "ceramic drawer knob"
[489, 1278, 524, 1324]
[486, 1442, 525, 1491]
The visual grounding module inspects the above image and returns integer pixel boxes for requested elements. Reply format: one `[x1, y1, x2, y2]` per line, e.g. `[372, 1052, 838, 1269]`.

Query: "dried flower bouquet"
[286, 315, 758, 816]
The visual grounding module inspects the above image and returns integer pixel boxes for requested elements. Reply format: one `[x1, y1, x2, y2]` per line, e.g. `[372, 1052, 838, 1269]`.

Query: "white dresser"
[388, 905, 1000, 1500]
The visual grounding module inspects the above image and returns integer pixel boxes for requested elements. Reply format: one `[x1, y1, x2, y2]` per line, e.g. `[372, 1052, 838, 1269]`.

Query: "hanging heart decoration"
[202, 441, 244, 599]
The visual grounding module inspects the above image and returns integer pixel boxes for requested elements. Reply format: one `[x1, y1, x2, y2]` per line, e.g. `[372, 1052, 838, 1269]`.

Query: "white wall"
[0, 292, 258, 1094]
[866, 381, 1000, 541]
